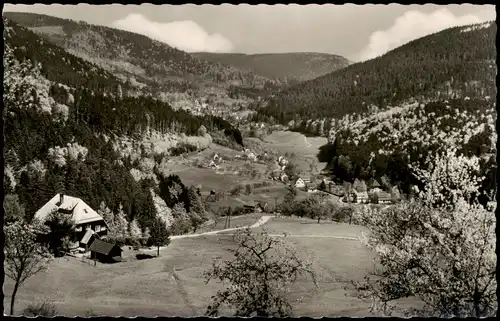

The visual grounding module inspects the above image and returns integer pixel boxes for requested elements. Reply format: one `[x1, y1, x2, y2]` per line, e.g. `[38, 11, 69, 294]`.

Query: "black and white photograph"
[2, 2, 497, 317]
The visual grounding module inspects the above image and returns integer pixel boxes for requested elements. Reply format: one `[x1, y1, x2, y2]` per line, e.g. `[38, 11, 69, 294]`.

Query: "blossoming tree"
[354, 148, 497, 317]
[5, 220, 52, 315]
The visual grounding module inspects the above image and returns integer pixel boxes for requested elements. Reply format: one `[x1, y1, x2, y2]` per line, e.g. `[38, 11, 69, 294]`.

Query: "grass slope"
[4, 218, 380, 317]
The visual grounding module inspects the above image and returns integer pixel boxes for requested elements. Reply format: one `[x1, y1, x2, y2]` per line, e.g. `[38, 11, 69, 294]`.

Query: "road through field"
[304, 136, 312, 148]
[212, 233, 360, 241]
[169, 215, 273, 241]
[169, 215, 363, 242]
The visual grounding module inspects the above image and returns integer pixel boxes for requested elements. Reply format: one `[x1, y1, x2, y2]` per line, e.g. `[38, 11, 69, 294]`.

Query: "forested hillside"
[255, 21, 496, 124]
[3, 12, 279, 96]
[3, 20, 241, 235]
[317, 99, 496, 204]
[192, 52, 351, 83]
[4, 18, 124, 93]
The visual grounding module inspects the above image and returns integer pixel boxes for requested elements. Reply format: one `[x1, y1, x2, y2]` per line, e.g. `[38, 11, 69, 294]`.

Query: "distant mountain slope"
[191, 52, 351, 83]
[255, 21, 496, 124]
[3, 12, 277, 94]
[3, 18, 123, 93]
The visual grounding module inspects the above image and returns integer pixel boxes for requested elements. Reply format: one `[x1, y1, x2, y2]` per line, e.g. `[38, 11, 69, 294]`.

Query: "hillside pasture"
[3, 216, 424, 317]
[194, 213, 264, 234]
[251, 130, 328, 173]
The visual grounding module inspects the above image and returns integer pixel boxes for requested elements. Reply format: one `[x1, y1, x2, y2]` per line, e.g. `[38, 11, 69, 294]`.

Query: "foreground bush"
[23, 300, 58, 316]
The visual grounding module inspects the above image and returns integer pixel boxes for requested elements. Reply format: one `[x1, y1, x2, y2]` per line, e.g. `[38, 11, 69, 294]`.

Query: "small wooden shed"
[89, 239, 123, 263]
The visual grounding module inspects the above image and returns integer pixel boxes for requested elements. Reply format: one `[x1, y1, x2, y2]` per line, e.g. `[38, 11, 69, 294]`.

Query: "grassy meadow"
[4, 217, 382, 317]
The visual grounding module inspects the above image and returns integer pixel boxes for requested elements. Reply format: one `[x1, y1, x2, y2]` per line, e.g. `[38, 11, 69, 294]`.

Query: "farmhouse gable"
[35, 194, 105, 226]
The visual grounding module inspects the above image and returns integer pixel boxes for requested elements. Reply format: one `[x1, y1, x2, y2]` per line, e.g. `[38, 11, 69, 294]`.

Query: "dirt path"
[169, 215, 272, 240]
[202, 233, 360, 241]
[304, 136, 312, 148]
[170, 268, 197, 315]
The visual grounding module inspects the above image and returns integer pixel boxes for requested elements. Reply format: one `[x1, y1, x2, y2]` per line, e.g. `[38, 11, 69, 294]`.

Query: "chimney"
[59, 193, 64, 205]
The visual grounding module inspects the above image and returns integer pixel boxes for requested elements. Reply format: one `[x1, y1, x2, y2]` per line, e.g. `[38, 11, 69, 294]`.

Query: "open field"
[247, 216, 369, 239]
[193, 213, 264, 234]
[4, 217, 382, 317]
[203, 184, 311, 215]
[4, 216, 423, 317]
[160, 143, 276, 194]
[250, 130, 328, 173]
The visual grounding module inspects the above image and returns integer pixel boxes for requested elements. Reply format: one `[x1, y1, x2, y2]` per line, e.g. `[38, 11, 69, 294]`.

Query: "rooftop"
[34, 194, 104, 226]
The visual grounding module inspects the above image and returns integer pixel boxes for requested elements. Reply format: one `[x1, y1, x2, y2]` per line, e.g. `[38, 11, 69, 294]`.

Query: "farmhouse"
[80, 228, 99, 252]
[89, 239, 123, 263]
[34, 194, 108, 249]
[247, 152, 257, 162]
[257, 202, 268, 213]
[368, 179, 383, 193]
[294, 177, 306, 188]
[376, 191, 393, 204]
[243, 202, 256, 213]
[351, 190, 369, 204]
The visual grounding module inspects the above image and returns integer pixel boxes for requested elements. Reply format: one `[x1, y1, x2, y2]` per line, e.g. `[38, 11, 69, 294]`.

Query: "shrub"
[230, 185, 243, 196]
[106, 236, 125, 247]
[245, 184, 252, 195]
[136, 253, 155, 260]
[332, 206, 355, 223]
[168, 216, 192, 235]
[23, 300, 58, 317]
[139, 237, 149, 247]
[168, 142, 197, 156]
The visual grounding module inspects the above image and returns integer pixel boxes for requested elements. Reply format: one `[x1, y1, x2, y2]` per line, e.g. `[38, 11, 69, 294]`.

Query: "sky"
[3, 4, 496, 62]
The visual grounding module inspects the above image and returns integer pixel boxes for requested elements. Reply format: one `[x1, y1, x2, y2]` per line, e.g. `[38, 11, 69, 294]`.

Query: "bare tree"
[204, 227, 317, 317]
[4, 220, 52, 315]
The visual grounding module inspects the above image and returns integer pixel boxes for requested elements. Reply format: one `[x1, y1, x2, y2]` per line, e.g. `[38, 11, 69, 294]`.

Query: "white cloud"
[357, 8, 487, 62]
[111, 13, 234, 53]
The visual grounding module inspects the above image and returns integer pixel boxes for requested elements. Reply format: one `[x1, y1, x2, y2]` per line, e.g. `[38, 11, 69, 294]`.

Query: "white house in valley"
[294, 177, 306, 189]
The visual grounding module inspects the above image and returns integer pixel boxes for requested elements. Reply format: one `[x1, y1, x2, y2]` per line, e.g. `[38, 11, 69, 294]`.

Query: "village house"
[278, 156, 288, 166]
[350, 190, 370, 204]
[368, 179, 383, 193]
[376, 191, 393, 204]
[280, 173, 289, 183]
[294, 177, 306, 189]
[89, 239, 123, 263]
[257, 202, 268, 212]
[247, 152, 257, 162]
[34, 194, 108, 250]
[208, 160, 220, 169]
[322, 178, 335, 193]
[242, 202, 256, 213]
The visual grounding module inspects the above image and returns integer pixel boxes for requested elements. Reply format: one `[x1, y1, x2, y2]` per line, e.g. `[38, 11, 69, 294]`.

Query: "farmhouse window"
[101, 226, 107, 231]
[95, 225, 101, 232]
[75, 226, 82, 232]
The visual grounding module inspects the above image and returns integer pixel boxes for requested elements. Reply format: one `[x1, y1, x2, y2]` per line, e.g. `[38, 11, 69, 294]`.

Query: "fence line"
[65, 253, 97, 267]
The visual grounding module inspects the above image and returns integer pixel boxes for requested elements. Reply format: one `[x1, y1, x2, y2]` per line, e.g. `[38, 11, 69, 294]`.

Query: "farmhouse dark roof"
[370, 179, 382, 188]
[89, 239, 120, 255]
